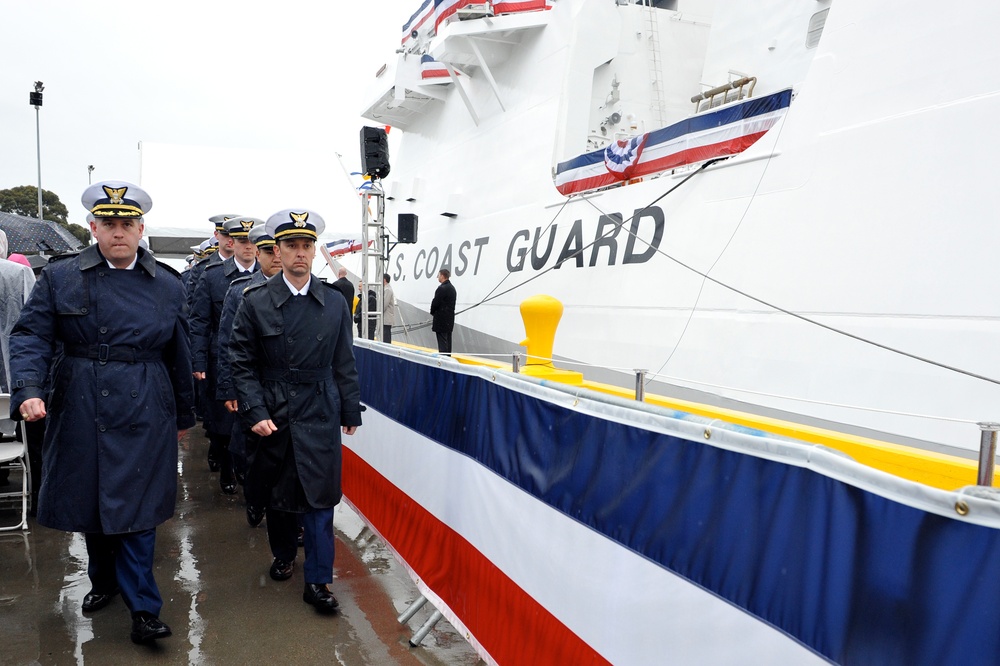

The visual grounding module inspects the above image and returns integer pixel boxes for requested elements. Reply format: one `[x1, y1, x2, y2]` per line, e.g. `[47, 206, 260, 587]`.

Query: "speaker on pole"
[398, 214, 418, 244]
[360, 126, 390, 179]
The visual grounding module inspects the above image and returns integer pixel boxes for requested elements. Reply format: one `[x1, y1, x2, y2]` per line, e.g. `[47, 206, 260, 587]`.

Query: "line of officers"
[8, 182, 362, 646]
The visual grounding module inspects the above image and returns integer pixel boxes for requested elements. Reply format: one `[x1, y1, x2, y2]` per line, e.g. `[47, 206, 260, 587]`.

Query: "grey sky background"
[1, 1, 412, 240]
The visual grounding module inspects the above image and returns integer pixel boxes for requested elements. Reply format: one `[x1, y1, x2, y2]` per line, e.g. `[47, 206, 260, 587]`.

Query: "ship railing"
[692, 76, 757, 113]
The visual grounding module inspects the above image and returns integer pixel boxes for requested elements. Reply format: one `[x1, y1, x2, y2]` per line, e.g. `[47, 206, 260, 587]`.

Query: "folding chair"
[0, 394, 30, 531]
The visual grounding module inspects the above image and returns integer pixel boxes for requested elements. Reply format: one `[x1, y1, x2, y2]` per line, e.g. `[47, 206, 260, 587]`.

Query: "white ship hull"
[363, 0, 1000, 451]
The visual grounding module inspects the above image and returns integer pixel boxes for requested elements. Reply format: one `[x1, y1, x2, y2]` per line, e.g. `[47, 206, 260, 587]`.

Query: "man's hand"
[193, 371, 206, 381]
[225, 400, 239, 413]
[252, 419, 278, 436]
[20, 398, 46, 422]
[178, 430, 188, 441]
[342, 426, 358, 436]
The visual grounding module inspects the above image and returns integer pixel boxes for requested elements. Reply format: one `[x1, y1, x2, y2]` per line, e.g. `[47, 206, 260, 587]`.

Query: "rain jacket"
[9, 245, 194, 534]
[229, 274, 361, 511]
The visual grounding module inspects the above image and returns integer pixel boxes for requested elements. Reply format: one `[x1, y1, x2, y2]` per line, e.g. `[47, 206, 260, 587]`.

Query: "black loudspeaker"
[360, 126, 390, 179]
[398, 214, 418, 244]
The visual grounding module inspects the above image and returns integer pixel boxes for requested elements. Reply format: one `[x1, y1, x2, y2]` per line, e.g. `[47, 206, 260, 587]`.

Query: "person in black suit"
[430, 268, 456, 355]
[331, 267, 355, 316]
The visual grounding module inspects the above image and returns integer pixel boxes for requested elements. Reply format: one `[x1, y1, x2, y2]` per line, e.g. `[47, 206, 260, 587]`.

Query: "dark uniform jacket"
[185, 251, 222, 309]
[331, 276, 355, 312]
[215, 270, 268, 402]
[430, 279, 457, 332]
[229, 274, 362, 511]
[9, 245, 195, 534]
[190, 256, 257, 433]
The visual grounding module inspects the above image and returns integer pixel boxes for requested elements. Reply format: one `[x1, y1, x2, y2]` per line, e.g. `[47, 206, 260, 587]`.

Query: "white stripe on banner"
[349, 411, 826, 665]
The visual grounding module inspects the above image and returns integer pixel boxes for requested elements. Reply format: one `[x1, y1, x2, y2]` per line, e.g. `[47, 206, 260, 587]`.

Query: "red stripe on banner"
[637, 132, 768, 177]
[343, 447, 610, 666]
[555, 172, 616, 196]
[494, 0, 550, 12]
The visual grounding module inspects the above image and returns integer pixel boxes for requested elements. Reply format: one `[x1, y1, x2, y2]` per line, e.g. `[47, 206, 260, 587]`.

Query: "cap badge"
[103, 186, 127, 204]
[290, 211, 309, 228]
[240, 220, 254, 231]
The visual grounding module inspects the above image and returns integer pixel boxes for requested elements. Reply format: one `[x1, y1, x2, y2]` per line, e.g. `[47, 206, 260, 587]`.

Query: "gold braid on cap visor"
[91, 203, 143, 217]
[273, 227, 318, 240]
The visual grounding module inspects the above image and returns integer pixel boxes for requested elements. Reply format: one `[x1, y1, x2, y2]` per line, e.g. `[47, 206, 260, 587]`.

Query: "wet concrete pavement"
[0, 429, 482, 665]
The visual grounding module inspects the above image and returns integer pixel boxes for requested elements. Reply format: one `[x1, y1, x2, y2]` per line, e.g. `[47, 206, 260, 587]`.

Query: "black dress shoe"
[303, 583, 340, 614]
[297, 527, 304, 548]
[130, 613, 172, 644]
[269, 558, 295, 581]
[82, 588, 120, 613]
[220, 474, 237, 495]
[220, 464, 237, 494]
[246, 504, 265, 527]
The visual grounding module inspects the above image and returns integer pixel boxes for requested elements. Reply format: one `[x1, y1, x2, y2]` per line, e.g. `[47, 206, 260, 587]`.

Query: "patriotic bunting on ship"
[493, 0, 550, 13]
[421, 54, 456, 82]
[554, 88, 793, 196]
[604, 135, 648, 180]
[402, 0, 435, 45]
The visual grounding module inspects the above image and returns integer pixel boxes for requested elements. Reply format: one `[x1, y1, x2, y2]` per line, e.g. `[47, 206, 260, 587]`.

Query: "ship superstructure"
[361, 0, 1000, 452]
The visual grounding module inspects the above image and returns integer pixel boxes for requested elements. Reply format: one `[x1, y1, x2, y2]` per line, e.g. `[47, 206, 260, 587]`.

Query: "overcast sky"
[1, 0, 412, 239]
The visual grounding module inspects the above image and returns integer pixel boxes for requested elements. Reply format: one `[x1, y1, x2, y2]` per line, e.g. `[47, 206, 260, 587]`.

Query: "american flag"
[326, 238, 368, 257]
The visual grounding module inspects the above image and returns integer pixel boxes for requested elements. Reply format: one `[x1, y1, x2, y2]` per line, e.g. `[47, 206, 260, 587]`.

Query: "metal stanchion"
[397, 595, 428, 624]
[976, 422, 1000, 486]
[512, 353, 521, 373]
[634, 369, 647, 402]
[409, 609, 443, 647]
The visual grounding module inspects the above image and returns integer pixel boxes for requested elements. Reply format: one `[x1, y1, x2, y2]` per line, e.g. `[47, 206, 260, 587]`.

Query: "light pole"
[29, 81, 44, 220]
[88, 165, 94, 184]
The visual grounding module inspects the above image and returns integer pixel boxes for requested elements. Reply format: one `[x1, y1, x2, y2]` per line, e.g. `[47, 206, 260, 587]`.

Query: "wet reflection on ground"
[0, 429, 482, 665]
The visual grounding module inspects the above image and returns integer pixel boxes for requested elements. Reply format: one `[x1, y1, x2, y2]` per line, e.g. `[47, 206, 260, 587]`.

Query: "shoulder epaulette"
[231, 273, 254, 285]
[204, 261, 223, 271]
[243, 280, 267, 294]
[156, 260, 183, 279]
[47, 251, 81, 264]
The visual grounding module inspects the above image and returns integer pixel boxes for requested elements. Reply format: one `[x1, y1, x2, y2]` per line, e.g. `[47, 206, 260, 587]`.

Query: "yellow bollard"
[518, 295, 583, 383]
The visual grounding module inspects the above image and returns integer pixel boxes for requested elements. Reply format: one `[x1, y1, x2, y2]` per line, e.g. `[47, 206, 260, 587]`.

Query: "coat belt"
[63, 344, 162, 364]
[259, 367, 330, 383]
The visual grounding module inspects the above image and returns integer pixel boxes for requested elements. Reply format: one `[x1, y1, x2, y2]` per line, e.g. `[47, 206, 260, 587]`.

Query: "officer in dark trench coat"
[9, 181, 194, 644]
[190, 216, 259, 494]
[229, 208, 362, 614]
[214, 225, 301, 582]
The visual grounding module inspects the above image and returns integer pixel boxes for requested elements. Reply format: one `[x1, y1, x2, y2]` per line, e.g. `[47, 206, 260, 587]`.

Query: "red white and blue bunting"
[420, 54, 455, 83]
[555, 89, 792, 196]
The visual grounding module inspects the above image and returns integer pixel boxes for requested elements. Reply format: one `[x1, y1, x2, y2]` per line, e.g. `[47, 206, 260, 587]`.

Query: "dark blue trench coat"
[9, 245, 195, 534]
[229, 274, 362, 512]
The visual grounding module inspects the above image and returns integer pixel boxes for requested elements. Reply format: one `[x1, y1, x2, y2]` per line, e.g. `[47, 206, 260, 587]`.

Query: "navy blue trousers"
[301, 508, 335, 584]
[85, 529, 161, 616]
